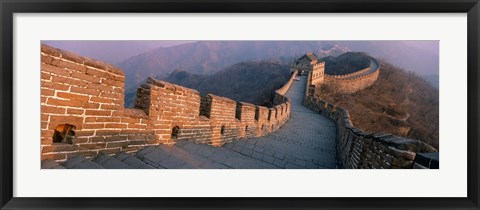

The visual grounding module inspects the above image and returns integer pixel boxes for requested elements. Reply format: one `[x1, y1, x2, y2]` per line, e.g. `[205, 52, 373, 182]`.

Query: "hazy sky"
[42, 40, 193, 64]
[41, 40, 439, 75]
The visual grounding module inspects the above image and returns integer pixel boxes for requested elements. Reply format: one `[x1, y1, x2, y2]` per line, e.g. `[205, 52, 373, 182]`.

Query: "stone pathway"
[43, 76, 338, 169]
[210, 76, 338, 169]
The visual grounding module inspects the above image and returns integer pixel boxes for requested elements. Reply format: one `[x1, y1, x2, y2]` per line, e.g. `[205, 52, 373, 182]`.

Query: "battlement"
[291, 52, 380, 94]
[41, 45, 415, 169]
[303, 66, 438, 168]
[274, 71, 297, 105]
[324, 62, 379, 93]
[313, 61, 325, 68]
[291, 63, 312, 69]
[324, 66, 371, 80]
[40, 44, 295, 161]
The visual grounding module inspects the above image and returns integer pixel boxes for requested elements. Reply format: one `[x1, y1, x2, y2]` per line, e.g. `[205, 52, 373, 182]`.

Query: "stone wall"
[293, 58, 380, 94]
[41, 45, 155, 161]
[324, 65, 380, 94]
[327, 66, 372, 79]
[303, 71, 439, 169]
[40, 44, 294, 161]
[273, 70, 297, 105]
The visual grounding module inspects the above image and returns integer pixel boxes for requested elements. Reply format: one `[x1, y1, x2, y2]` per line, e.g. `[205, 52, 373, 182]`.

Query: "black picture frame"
[1, 0, 479, 209]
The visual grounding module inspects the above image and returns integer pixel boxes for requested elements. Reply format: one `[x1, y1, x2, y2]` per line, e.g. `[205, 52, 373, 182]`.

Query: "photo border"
[1, 0, 479, 209]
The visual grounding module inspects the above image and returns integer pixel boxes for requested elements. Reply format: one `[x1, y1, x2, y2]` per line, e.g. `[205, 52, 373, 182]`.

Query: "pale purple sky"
[42, 40, 193, 64]
[41, 40, 439, 75]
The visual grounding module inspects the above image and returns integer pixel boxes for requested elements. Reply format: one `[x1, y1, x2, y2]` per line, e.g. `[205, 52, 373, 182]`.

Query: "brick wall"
[41, 44, 157, 161]
[311, 62, 325, 86]
[303, 71, 439, 169]
[324, 66, 380, 94]
[41, 44, 294, 161]
[135, 77, 293, 147]
[273, 70, 297, 105]
[293, 58, 380, 94]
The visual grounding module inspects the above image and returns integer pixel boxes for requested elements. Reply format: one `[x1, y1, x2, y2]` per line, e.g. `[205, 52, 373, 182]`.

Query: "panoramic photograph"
[40, 40, 439, 169]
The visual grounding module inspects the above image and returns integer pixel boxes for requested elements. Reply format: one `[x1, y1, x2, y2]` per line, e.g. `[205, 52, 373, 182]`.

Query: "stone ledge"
[238, 102, 256, 108]
[41, 44, 125, 76]
[123, 108, 148, 118]
[147, 77, 200, 96]
[207, 93, 237, 104]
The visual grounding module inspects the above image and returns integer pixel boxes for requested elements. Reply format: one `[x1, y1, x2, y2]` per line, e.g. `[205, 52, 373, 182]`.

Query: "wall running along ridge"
[303, 71, 439, 169]
[40, 44, 295, 162]
[322, 62, 380, 94]
[293, 55, 380, 94]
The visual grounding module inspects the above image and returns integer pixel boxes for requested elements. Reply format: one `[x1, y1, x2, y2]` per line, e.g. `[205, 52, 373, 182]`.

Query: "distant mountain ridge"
[124, 59, 291, 108]
[335, 41, 439, 76]
[123, 49, 439, 148]
[164, 69, 206, 88]
[319, 52, 371, 75]
[41, 41, 193, 64]
[420, 74, 439, 89]
[117, 41, 438, 92]
[118, 41, 349, 90]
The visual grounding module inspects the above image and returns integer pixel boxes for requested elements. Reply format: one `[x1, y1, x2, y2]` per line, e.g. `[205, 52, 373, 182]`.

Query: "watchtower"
[290, 51, 319, 76]
[311, 60, 325, 86]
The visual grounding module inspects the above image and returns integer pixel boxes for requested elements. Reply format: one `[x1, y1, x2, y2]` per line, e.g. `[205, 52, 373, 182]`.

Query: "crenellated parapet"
[322, 59, 380, 93]
[303, 69, 439, 169]
[274, 70, 297, 105]
[324, 67, 370, 80]
[290, 63, 312, 71]
[40, 44, 295, 161]
[313, 61, 325, 69]
[291, 52, 380, 94]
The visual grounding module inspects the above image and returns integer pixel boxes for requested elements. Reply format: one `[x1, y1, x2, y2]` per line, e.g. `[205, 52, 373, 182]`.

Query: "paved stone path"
[44, 76, 338, 169]
[212, 76, 338, 169]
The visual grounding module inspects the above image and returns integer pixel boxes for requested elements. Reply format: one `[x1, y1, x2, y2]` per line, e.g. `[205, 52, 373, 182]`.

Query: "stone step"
[91, 154, 132, 169]
[134, 144, 222, 169]
[166, 144, 227, 169]
[135, 146, 157, 158]
[114, 152, 155, 169]
[62, 155, 104, 169]
[176, 141, 278, 169]
[223, 136, 334, 169]
[134, 147, 170, 168]
[41, 160, 66, 169]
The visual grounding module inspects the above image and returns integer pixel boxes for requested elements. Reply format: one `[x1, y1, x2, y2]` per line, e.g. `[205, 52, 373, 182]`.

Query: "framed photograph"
[1, 0, 479, 209]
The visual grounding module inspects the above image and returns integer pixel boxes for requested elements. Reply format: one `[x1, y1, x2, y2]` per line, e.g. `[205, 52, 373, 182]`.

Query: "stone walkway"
[211, 76, 338, 169]
[44, 76, 338, 169]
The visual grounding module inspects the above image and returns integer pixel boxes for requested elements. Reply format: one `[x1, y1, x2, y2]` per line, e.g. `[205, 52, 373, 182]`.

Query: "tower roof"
[295, 52, 319, 65]
[305, 52, 319, 61]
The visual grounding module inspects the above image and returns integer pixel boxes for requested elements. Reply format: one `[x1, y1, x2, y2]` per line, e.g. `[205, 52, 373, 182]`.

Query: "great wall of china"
[41, 44, 439, 169]
[303, 72, 439, 169]
[41, 44, 293, 161]
[291, 51, 380, 94]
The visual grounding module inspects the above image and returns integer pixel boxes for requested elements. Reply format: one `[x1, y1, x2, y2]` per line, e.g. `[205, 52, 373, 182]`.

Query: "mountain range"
[43, 41, 439, 148]
[116, 41, 438, 91]
[118, 41, 350, 91]
[43, 40, 439, 91]
[124, 59, 291, 107]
